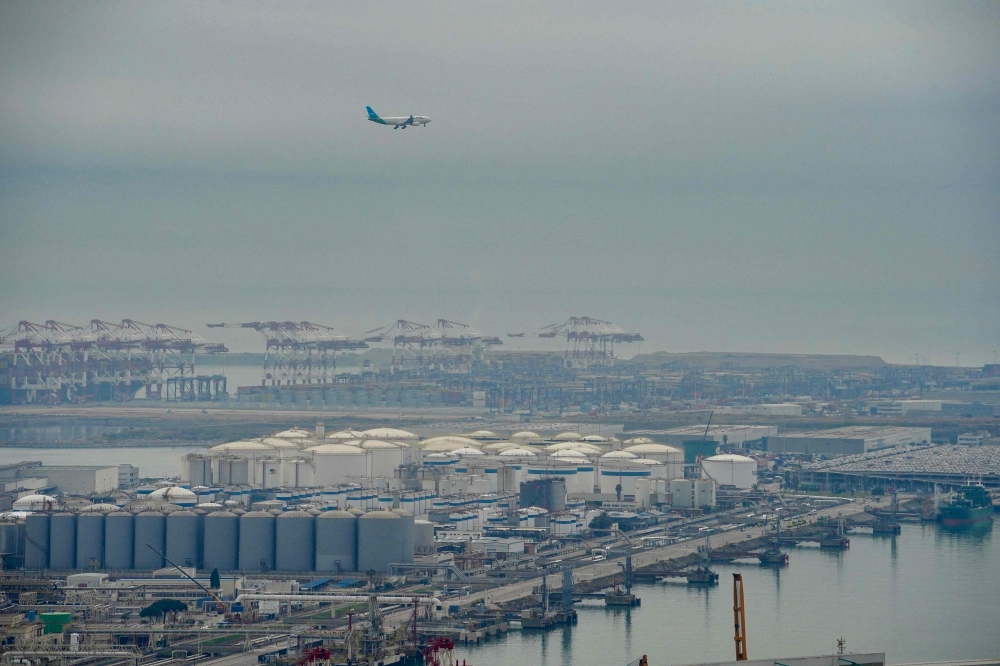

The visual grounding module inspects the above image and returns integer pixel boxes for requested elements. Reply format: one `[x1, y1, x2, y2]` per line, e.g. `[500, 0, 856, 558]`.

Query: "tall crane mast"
[733, 573, 748, 661]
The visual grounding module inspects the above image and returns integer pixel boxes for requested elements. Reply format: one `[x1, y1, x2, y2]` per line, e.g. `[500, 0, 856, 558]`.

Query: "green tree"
[140, 599, 188, 619]
[209, 568, 221, 589]
[589, 511, 614, 531]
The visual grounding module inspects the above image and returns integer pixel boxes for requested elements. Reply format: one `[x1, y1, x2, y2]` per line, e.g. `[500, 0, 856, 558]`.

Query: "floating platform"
[605, 592, 640, 607]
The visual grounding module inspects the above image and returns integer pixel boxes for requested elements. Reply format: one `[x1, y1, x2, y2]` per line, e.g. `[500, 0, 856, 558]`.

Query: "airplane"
[366, 106, 431, 129]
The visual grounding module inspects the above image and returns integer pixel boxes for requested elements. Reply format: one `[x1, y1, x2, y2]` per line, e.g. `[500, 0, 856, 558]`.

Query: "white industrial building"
[630, 425, 778, 449]
[766, 426, 932, 455]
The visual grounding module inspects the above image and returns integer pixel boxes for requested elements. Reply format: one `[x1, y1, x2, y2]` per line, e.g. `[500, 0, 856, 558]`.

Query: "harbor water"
[463, 521, 1000, 665]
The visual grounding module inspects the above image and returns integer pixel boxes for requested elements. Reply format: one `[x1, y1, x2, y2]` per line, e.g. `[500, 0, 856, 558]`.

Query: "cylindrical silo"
[238, 511, 275, 571]
[275, 511, 315, 572]
[391, 509, 415, 564]
[25, 513, 50, 569]
[166, 510, 200, 568]
[133, 511, 166, 570]
[357, 511, 401, 573]
[48, 513, 76, 569]
[104, 512, 134, 569]
[315, 511, 357, 572]
[414, 520, 434, 554]
[75, 512, 105, 569]
[203, 511, 239, 572]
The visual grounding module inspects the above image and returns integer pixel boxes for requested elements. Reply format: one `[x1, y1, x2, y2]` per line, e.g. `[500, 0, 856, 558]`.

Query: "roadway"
[466, 497, 869, 607]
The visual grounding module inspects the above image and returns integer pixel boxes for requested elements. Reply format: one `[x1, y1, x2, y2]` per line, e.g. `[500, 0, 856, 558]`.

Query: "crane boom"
[733, 573, 748, 660]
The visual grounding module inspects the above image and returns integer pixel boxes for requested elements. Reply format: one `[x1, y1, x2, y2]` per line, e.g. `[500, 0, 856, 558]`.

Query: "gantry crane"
[508, 316, 643, 369]
[206, 321, 367, 385]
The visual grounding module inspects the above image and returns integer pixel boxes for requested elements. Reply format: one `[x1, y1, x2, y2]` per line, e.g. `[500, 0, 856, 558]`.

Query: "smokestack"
[315, 421, 325, 436]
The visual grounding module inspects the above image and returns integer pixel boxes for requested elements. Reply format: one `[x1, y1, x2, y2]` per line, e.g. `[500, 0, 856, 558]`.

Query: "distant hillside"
[625, 351, 888, 372]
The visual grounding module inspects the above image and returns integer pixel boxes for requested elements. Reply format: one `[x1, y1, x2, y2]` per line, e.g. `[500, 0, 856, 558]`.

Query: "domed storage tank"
[48, 513, 76, 569]
[357, 511, 401, 573]
[75, 512, 105, 569]
[315, 511, 356, 572]
[24, 513, 50, 569]
[239, 511, 275, 571]
[306, 444, 368, 486]
[390, 509, 415, 564]
[701, 454, 757, 489]
[133, 511, 166, 570]
[203, 511, 239, 572]
[166, 510, 199, 568]
[104, 512, 134, 569]
[275, 511, 315, 572]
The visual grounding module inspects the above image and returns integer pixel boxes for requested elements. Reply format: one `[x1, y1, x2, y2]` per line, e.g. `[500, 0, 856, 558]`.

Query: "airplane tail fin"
[366, 106, 380, 120]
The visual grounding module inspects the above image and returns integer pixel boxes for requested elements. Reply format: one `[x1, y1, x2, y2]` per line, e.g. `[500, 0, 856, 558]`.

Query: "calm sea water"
[0, 446, 200, 478]
[461, 521, 1000, 665]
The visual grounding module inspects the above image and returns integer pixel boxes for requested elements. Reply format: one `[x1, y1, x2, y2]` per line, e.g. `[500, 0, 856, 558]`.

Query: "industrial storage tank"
[391, 509, 415, 564]
[623, 443, 685, 480]
[75, 511, 105, 569]
[166, 510, 200, 568]
[307, 444, 368, 487]
[701, 454, 757, 489]
[239, 511, 275, 571]
[104, 512, 134, 569]
[133, 511, 166, 570]
[315, 510, 357, 572]
[48, 513, 77, 569]
[24, 513, 50, 569]
[0, 519, 25, 567]
[414, 520, 434, 554]
[357, 511, 401, 573]
[362, 440, 409, 477]
[275, 511, 315, 571]
[203, 511, 239, 572]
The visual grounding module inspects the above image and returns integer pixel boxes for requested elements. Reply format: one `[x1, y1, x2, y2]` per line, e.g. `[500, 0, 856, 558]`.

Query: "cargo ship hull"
[939, 506, 993, 526]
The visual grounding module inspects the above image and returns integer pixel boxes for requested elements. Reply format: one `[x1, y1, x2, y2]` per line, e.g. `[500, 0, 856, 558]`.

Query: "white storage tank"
[49, 513, 77, 569]
[166, 510, 200, 568]
[203, 511, 239, 572]
[357, 511, 402, 573]
[307, 444, 368, 486]
[315, 511, 357, 572]
[104, 511, 134, 569]
[134, 511, 166, 570]
[414, 520, 434, 554]
[701, 454, 757, 489]
[623, 443, 684, 479]
[276, 511, 315, 572]
[239, 511, 276, 571]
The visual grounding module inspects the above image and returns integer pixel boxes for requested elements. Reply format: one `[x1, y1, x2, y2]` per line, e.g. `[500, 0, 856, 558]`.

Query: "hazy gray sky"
[1, 2, 998, 364]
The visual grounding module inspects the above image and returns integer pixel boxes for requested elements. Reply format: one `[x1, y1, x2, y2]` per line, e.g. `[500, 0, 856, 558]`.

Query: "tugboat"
[686, 566, 720, 585]
[939, 485, 994, 526]
[758, 517, 789, 565]
[820, 517, 850, 549]
[872, 492, 902, 534]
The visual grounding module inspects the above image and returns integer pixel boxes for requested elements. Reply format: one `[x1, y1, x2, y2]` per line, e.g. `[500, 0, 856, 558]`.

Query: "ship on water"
[938, 485, 994, 526]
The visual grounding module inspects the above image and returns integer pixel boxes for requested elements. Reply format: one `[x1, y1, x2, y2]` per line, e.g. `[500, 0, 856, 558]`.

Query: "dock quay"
[417, 619, 508, 644]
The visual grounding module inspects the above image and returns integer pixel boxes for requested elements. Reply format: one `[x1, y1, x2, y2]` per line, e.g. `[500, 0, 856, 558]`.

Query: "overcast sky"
[1, 2, 997, 364]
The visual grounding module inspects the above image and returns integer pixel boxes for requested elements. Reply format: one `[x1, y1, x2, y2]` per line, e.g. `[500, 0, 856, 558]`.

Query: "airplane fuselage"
[366, 107, 431, 129]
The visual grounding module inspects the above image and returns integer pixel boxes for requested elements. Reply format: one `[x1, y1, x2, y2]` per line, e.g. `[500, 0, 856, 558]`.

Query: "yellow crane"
[733, 573, 748, 661]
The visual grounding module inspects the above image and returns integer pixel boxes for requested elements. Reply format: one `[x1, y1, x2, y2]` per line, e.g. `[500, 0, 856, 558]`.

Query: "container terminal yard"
[0, 415, 997, 665]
